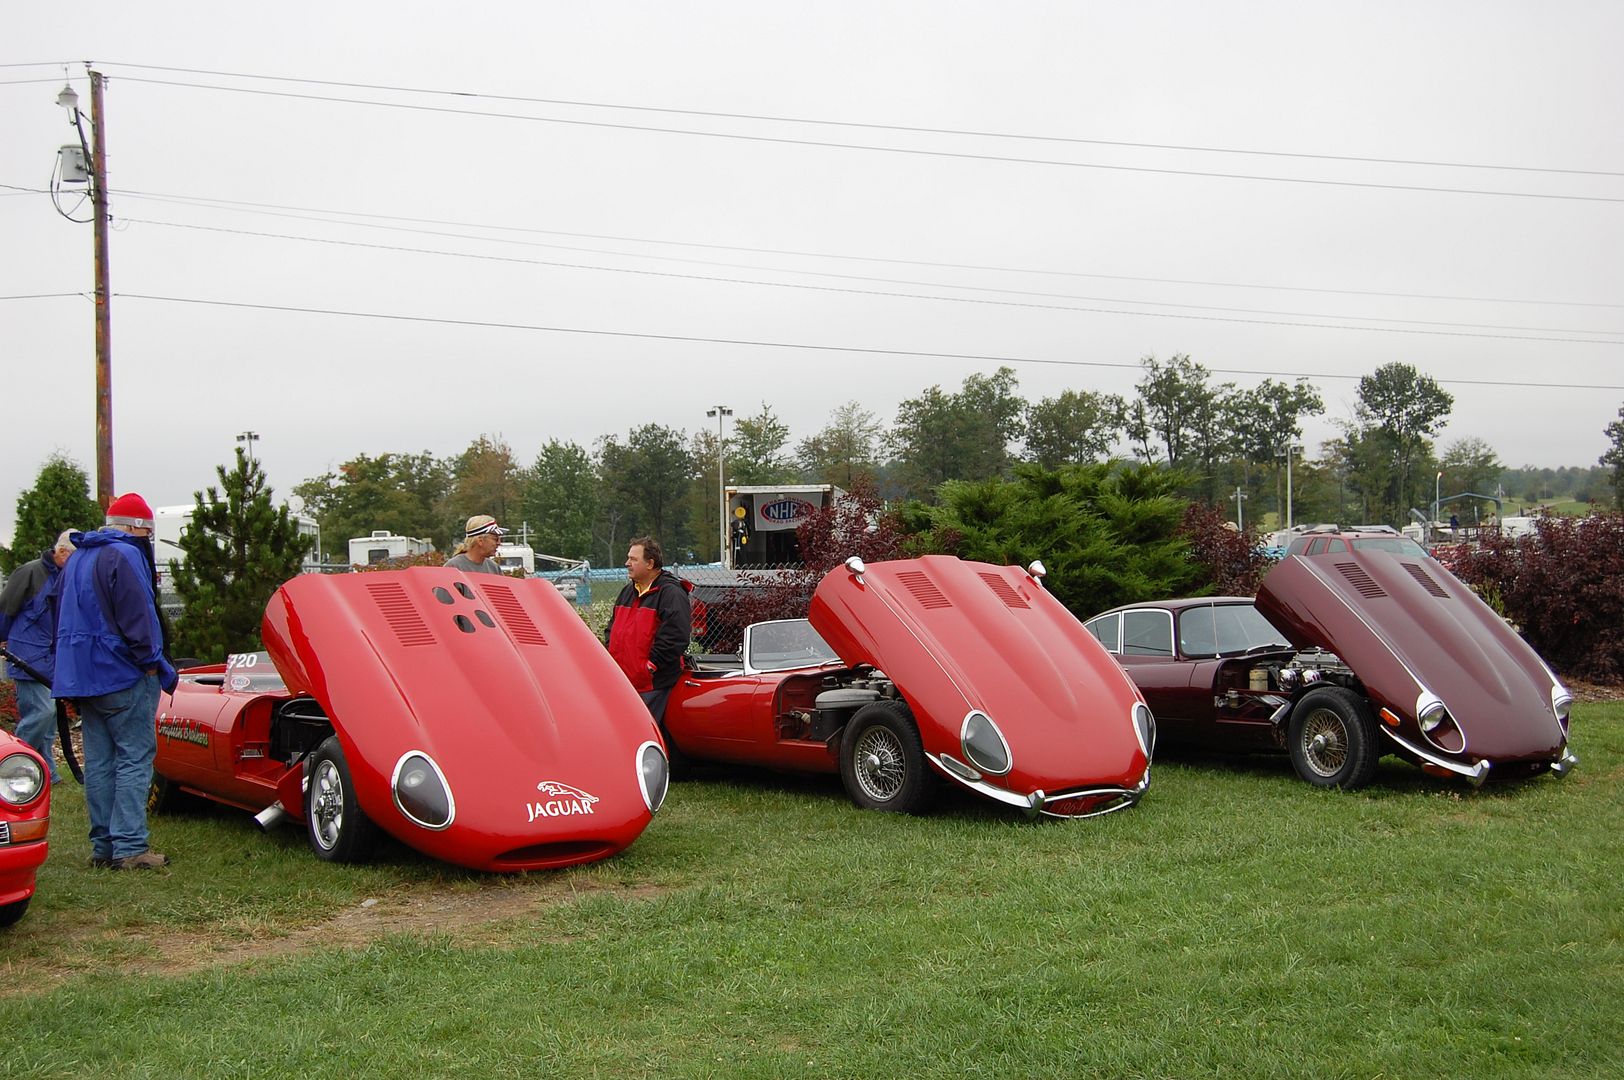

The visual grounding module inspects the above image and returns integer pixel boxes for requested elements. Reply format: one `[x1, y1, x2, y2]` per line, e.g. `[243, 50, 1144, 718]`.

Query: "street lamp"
[1434, 471, 1443, 524]
[52, 70, 114, 509]
[706, 405, 732, 564]
[1233, 487, 1247, 531]
[236, 430, 260, 466]
[1276, 442, 1304, 531]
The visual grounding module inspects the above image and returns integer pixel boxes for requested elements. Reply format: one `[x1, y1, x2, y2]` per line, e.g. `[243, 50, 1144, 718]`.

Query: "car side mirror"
[844, 556, 866, 584]
[1027, 560, 1046, 586]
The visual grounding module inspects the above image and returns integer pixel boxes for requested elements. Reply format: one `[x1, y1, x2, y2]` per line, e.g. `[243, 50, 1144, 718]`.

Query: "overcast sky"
[4, 2, 1621, 545]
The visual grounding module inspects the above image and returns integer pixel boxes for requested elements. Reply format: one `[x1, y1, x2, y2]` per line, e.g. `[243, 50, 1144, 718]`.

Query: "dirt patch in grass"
[7, 876, 668, 992]
[1569, 679, 1624, 702]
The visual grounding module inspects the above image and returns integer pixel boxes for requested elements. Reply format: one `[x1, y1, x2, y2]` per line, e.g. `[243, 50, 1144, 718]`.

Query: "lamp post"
[1277, 442, 1304, 531]
[706, 405, 732, 564]
[236, 430, 260, 466]
[1434, 471, 1443, 524]
[54, 71, 114, 509]
[1233, 487, 1247, 531]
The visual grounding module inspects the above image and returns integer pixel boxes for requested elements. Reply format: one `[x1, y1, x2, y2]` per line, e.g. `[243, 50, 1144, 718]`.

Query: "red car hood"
[808, 555, 1149, 795]
[1255, 551, 1566, 762]
[261, 568, 662, 869]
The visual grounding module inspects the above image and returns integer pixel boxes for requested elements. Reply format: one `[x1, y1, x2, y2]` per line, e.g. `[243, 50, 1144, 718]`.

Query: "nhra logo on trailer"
[759, 498, 814, 524]
[526, 780, 600, 822]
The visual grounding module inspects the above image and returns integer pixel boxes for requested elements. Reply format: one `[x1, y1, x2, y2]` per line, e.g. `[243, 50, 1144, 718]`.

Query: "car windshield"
[1177, 604, 1291, 659]
[1351, 536, 1429, 556]
[745, 619, 840, 672]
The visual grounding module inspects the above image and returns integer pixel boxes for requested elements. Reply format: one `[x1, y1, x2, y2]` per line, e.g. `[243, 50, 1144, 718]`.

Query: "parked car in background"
[0, 728, 50, 928]
[665, 555, 1154, 818]
[1084, 528, 1575, 789]
[152, 568, 669, 871]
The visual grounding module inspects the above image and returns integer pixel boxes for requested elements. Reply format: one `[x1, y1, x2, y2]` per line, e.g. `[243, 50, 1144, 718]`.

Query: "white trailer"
[348, 530, 435, 566]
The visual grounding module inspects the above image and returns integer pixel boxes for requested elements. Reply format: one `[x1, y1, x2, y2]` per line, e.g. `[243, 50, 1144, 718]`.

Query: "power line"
[115, 293, 1624, 391]
[100, 61, 1624, 178]
[109, 76, 1624, 205]
[110, 187, 1624, 311]
[124, 217, 1624, 343]
[0, 292, 84, 301]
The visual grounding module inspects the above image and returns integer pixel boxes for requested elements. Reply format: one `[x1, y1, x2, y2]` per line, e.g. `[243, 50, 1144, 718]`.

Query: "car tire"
[0, 898, 29, 929]
[1287, 686, 1380, 789]
[839, 700, 935, 813]
[148, 774, 183, 815]
[305, 736, 379, 863]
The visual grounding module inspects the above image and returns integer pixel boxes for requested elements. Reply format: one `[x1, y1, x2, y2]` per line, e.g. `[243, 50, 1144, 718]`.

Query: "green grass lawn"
[6, 704, 1622, 1079]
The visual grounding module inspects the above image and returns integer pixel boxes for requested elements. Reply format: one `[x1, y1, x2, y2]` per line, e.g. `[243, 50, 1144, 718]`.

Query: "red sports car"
[665, 555, 1154, 817]
[153, 568, 669, 871]
[0, 727, 50, 927]
[1084, 529, 1576, 789]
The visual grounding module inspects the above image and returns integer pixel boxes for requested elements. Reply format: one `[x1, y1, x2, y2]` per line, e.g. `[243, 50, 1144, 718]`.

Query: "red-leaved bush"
[1452, 511, 1624, 683]
[708, 481, 905, 652]
[0, 679, 17, 729]
[1176, 502, 1274, 597]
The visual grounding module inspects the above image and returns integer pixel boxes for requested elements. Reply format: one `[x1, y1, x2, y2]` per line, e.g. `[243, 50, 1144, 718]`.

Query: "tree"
[170, 449, 311, 662]
[1229, 379, 1325, 521]
[728, 403, 796, 485]
[888, 367, 1025, 499]
[1348, 362, 1453, 524]
[598, 424, 695, 558]
[1124, 354, 1219, 469]
[797, 401, 883, 488]
[1023, 389, 1125, 468]
[1439, 437, 1504, 503]
[2, 454, 101, 572]
[445, 434, 522, 540]
[293, 451, 452, 556]
[1601, 404, 1624, 510]
[903, 462, 1199, 616]
[520, 440, 599, 558]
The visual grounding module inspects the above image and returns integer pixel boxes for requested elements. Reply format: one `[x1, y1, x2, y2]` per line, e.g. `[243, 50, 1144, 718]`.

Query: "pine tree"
[170, 449, 311, 662]
[2, 454, 102, 573]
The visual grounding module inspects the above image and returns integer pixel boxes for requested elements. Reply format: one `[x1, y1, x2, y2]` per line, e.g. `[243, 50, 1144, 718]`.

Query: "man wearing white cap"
[54, 492, 177, 870]
[445, 514, 506, 575]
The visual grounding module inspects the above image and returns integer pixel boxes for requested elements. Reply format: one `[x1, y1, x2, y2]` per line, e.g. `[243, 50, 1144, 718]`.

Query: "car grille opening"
[1041, 790, 1136, 818]
[491, 840, 617, 869]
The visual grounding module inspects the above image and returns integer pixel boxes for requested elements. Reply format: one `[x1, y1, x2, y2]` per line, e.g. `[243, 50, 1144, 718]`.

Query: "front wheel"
[1287, 687, 1380, 789]
[839, 700, 935, 813]
[305, 736, 379, 863]
[0, 898, 29, 929]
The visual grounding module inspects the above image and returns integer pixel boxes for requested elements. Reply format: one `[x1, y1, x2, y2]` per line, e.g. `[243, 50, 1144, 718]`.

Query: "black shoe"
[89, 855, 113, 869]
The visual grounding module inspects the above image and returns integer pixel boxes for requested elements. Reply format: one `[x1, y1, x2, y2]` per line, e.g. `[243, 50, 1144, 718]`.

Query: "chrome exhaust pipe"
[254, 802, 289, 832]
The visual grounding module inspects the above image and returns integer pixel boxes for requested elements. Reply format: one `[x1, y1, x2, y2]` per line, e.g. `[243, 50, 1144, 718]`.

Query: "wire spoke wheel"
[852, 725, 907, 802]
[1287, 686, 1380, 790]
[1299, 708, 1350, 778]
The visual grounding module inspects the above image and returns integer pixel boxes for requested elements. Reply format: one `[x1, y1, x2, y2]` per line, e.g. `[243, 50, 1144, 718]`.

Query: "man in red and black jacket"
[604, 536, 692, 722]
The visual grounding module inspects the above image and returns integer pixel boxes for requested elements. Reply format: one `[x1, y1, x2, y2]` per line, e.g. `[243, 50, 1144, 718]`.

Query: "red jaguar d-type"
[152, 568, 669, 871]
[665, 555, 1154, 818]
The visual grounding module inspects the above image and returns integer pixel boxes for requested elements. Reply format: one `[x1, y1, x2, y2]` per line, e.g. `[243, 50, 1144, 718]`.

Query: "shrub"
[1176, 502, 1273, 597]
[1453, 511, 1624, 683]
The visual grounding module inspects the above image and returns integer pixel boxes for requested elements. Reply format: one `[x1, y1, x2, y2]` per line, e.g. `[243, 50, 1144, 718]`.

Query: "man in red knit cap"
[54, 492, 178, 870]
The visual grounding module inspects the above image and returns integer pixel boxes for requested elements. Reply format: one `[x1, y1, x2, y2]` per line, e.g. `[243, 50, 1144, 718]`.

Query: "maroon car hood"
[1255, 550, 1565, 760]
[808, 555, 1148, 791]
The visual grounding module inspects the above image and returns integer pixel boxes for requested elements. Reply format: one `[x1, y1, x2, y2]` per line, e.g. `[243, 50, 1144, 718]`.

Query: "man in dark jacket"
[0, 530, 77, 783]
[54, 493, 178, 870]
[604, 536, 691, 723]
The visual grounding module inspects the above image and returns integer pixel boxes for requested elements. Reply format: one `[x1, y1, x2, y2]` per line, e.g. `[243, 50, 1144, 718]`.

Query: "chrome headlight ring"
[391, 750, 455, 830]
[0, 752, 46, 806]
[637, 741, 669, 813]
[960, 711, 1012, 777]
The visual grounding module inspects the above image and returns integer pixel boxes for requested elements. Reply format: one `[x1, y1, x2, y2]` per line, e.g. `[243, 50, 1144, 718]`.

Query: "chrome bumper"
[928, 754, 1149, 818]
[1379, 727, 1491, 786]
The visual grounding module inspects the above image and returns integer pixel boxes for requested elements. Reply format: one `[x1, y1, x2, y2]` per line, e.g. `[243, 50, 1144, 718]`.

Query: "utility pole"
[90, 71, 113, 510]
[706, 405, 732, 564]
[56, 69, 114, 509]
[1233, 487, 1247, 531]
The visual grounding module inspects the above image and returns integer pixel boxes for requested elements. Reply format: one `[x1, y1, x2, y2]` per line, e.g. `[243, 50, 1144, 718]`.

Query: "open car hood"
[1255, 549, 1566, 761]
[808, 555, 1149, 796]
[261, 568, 662, 869]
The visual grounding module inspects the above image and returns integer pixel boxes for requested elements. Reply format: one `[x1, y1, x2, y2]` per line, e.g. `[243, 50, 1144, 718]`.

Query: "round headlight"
[1551, 689, 1572, 730]
[961, 711, 1011, 776]
[392, 751, 454, 830]
[1132, 702, 1157, 759]
[0, 752, 46, 806]
[638, 742, 669, 813]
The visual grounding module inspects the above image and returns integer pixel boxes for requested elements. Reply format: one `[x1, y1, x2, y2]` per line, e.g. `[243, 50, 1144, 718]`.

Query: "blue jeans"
[12, 678, 61, 784]
[77, 674, 161, 861]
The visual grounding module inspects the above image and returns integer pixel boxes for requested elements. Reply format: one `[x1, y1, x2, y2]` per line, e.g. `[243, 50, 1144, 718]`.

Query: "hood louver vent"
[978, 572, 1029, 609]
[365, 581, 435, 647]
[1401, 562, 1451, 598]
[481, 582, 549, 645]
[895, 570, 952, 610]
[1334, 562, 1387, 599]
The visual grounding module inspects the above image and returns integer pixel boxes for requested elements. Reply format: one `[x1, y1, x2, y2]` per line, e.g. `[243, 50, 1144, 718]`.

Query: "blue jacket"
[0, 549, 62, 683]
[52, 529, 177, 699]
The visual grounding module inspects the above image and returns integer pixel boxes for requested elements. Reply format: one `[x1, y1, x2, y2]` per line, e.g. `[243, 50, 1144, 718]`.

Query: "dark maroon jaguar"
[1084, 529, 1575, 789]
